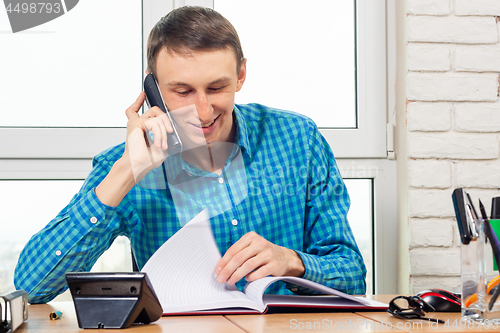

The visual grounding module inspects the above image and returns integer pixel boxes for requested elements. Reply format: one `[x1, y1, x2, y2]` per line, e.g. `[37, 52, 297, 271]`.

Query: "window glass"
[344, 178, 373, 295]
[0, 0, 142, 127]
[0, 180, 83, 293]
[214, 0, 356, 128]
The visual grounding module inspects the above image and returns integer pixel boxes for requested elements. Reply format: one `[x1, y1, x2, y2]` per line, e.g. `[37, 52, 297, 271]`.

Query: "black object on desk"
[416, 289, 461, 312]
[452, 188, 479, 244]
[65, 272, 162, 329]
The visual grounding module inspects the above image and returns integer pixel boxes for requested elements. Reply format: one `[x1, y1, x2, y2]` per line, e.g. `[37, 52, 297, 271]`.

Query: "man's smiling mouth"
[193, 114, 220, 128]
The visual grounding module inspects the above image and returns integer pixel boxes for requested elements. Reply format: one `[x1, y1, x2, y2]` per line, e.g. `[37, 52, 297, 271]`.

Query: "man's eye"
[177, 90, 191, 96]
[209, 86, 227, 92]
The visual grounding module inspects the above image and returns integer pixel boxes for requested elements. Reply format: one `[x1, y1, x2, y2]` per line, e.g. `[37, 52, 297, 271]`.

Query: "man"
[15, 6, 366, 303]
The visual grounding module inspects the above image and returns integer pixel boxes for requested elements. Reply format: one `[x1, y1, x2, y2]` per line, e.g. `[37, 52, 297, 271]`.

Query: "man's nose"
[195, 92, 212, 121]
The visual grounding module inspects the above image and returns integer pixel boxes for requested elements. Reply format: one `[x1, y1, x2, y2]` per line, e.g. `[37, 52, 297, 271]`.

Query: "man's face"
[154, 48, 246, 147]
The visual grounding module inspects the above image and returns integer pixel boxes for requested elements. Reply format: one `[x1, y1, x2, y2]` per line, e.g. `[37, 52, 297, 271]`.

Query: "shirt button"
[231, 219, 238, 226]
[90, 217, 98, 224]
[218, 177, 224, 184]
[55, 250, 62, 256]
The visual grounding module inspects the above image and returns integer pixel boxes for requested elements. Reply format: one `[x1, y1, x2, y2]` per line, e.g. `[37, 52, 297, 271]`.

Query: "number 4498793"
[5, 2, 61, 14]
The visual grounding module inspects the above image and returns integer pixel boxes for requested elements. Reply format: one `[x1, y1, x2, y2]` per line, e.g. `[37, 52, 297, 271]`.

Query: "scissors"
[464, 275, 500, 307]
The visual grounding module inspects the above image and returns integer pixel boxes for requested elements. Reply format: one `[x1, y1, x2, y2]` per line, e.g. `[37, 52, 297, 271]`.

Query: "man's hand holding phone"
[95, 92, 174, 207]
[124, 92, 174, 183]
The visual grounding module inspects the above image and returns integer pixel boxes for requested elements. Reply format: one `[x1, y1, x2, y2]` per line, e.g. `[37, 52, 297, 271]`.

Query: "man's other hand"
[214, 231, 305, 285]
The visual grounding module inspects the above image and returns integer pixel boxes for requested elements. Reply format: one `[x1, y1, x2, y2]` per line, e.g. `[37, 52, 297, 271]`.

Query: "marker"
[49, 311, 62, 320]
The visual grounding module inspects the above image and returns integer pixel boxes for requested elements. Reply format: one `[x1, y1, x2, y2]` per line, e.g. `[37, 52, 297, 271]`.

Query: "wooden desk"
[226, 296, 474, 333]
[16, 296, 469, 333]
[17, 302, 243, 333]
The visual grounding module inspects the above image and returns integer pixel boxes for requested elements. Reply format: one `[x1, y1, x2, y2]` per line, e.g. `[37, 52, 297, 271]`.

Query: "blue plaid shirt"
[15, 104, 366, 303]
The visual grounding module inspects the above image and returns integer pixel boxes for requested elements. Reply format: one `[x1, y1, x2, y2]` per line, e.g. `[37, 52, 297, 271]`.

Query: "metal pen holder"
[461, 218, 500, 322]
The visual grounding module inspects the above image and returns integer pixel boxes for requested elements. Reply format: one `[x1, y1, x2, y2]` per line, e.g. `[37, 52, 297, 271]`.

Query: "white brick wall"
[409, 189, 456, 218]
[411, 276, 462, 293]
[410, 248, 461, 275]
[455, 102, 500, 132]
[405, 0, 500, 293]
[454, 0, 500, 16]
[409, 218, 455, 247]
[408, 102, 451, 131]
[408, 159, 451, 188]
[455, 161, 500, 188]
[455, 45, 500, 72]
[408, 132, 499, 159]
[408, 44, 450, 72]
[407, 16, 498, 44]
[407, 73, 498, 101]
[407, 0, 450, 16]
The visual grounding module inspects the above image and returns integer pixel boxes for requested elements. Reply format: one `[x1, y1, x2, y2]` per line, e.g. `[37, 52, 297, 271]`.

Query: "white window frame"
[337, 159, 397, 294]
[323, 0, 387, 158]
[0, 0, 397, 294]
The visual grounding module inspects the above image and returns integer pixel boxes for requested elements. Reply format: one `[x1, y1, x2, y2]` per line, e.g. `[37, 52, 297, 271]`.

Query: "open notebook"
[142, 210, 387, 315]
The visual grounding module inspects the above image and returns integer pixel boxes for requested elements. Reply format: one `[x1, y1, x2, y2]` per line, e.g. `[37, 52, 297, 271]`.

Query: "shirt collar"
[233, 105, 253, 160]
[163, 105, 253, 181]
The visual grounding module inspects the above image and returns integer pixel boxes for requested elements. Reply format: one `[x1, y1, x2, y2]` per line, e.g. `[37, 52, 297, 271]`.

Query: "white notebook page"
[141, 209, 262, 313]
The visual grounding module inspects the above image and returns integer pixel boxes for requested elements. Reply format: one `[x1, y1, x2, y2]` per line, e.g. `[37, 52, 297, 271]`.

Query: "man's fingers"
[125, 92, 146, 120]
[216, 236, 253, 276]
[226, 255, 266, 285]
[217, 245, 260, 284]
[142, 106, 167, 120]
[158, 113, 174, 133]
[148, 118, 168, 150]
[245, 265, 272, 282]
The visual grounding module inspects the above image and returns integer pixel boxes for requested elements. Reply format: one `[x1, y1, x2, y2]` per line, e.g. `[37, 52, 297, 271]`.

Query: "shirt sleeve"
[14, 152, 134, 304]
[292, 122, 367, 295]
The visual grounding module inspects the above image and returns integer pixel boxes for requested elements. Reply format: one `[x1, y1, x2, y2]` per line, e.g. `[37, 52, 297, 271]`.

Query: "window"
[214, 0, 387, 158]
[215, 0, 356, 128]
[0, 181, 84, 294]
[344, 179, 373, 295]
[0, 1, 142, 127]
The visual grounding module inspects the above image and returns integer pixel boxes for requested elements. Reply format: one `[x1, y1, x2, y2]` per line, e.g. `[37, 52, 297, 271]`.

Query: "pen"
[49, 311, 62, 320]
[467, 193, 479, 240]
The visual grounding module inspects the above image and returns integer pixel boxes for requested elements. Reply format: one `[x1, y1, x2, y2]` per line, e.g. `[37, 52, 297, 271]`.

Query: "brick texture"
[455, 161, 500, 188]
[455, 45, 500, 72]
[409, 218, 455, 247]
[402, 1, 500, 294]
[407, 73, 498, 102]
[408, 189, 456, 218]
[455, 102, 500, 132]
[407, 102, 451, 132]
[454, 0, 500, 16]
[407, 0, 450, 16]
[408, 44, 450, 71]
[407, 16, 498, 44]
[408, 159, 451, 188]
[411, 276, 461, 293]
[408, 132, 499, 159]
[410, 248, 461, 275]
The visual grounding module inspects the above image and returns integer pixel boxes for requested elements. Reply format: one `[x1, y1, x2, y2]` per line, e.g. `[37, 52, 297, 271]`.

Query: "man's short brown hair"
[147, 6, 244, 76]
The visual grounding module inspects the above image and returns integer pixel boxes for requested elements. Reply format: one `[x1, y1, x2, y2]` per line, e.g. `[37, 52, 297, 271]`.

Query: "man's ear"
[236, 58, 247, 92]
